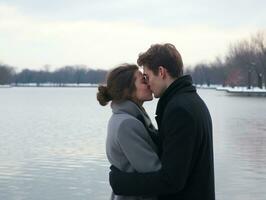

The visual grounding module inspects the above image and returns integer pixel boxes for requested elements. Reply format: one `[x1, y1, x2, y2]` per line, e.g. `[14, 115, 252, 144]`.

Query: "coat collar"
[156, 75, 196, 117]
[111, 100, 144, 118]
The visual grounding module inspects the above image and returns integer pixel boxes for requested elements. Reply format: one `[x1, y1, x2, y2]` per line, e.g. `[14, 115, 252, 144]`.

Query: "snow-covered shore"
[0, 83, 99, 88]
[2, 83, 266, 96]
[196, 84, 266, 97]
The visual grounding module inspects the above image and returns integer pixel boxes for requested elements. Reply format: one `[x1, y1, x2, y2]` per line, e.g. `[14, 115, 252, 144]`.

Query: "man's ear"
[158, 66, 167, 79]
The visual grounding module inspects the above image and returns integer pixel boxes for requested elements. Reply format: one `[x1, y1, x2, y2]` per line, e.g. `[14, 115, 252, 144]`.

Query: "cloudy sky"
[0, 0, 266, 71]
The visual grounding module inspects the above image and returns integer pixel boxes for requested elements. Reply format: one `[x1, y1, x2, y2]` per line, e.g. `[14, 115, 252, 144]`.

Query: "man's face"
[143, 66, 166, 98]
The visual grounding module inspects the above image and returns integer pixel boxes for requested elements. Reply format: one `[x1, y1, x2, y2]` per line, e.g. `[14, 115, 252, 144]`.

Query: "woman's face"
[132, 70, 153, 104]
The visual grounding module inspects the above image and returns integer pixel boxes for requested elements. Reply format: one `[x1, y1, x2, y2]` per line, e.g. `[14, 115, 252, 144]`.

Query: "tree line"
[0, 65, 107, 85]
[1, 31, 265, 88]
[187, 31, 266, 88]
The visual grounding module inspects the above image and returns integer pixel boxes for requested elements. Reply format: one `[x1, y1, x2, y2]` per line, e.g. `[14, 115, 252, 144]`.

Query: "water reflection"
[198, 89, 266, 200]
[0, 88, 265, 200]
[0, 88, 110, 200]
[0, 155, 110, 200]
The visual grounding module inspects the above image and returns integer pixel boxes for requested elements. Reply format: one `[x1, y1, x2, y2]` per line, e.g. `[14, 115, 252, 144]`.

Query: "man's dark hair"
[137, 43, 183, 78]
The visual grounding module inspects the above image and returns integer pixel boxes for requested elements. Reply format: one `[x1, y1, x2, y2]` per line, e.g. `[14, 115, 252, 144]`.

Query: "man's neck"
[165, 76, 178, 89]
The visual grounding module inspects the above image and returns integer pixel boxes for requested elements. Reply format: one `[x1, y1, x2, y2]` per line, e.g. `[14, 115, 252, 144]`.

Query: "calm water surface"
[0, 87, 265, 200]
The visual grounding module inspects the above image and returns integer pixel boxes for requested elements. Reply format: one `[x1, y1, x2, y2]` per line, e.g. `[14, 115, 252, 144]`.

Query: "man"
[109, 43, 215, 200]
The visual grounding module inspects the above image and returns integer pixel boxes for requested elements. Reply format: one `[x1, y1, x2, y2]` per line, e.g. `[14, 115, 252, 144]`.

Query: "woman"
[97, 64, 161, 200]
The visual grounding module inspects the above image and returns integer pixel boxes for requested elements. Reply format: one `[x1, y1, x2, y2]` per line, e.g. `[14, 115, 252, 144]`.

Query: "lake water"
[0, 87, 265, 200]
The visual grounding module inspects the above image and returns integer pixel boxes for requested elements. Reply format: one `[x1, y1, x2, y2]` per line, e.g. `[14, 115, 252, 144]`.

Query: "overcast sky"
[0, 0, 266, 70]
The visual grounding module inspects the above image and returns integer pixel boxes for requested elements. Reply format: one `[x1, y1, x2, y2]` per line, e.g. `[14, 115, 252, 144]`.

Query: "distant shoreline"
[196, 84, 266, 97]
[0, 83, 99, 88]
[1, 84, 266, 97]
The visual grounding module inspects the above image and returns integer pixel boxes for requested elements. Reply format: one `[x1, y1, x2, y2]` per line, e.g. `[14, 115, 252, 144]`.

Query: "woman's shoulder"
[110, 112, 138, 124]
[109, 112, 141, 129]
[110, 113, 146, 134]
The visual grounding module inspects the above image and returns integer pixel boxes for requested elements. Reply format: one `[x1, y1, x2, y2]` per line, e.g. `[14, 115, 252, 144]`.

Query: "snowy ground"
[0, 83, 98, 87]
[196, 84, 266, 96]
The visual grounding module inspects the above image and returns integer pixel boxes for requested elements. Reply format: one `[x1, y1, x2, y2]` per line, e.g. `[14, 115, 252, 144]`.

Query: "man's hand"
[109, 165, 139, 195]
[109, 165, 125, 194]
[109, 165, 122, 189]
[109, 165, 161, 196]
[110, 165, 121, 172]
[109, 165, 158, 198]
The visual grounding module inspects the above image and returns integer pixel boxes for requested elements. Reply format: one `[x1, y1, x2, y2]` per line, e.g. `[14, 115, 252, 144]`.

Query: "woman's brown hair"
[97, 64, 138, 106]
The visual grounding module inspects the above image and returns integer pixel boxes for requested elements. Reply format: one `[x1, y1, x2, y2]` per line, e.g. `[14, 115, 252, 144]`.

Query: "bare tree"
[251, 31, 266, 88]
[227, 38, 263, 88]
[0, 64, 14, 85]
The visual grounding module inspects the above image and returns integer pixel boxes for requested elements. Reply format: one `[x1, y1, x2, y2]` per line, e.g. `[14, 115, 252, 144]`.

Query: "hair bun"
[97, 85, 112, 106]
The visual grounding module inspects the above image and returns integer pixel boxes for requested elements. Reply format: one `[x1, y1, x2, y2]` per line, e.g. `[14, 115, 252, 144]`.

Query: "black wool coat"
[110, 75, 215, 200]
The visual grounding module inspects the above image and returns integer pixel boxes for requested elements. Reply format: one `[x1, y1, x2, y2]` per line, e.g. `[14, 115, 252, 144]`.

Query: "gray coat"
[106, 100, 161, 200]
